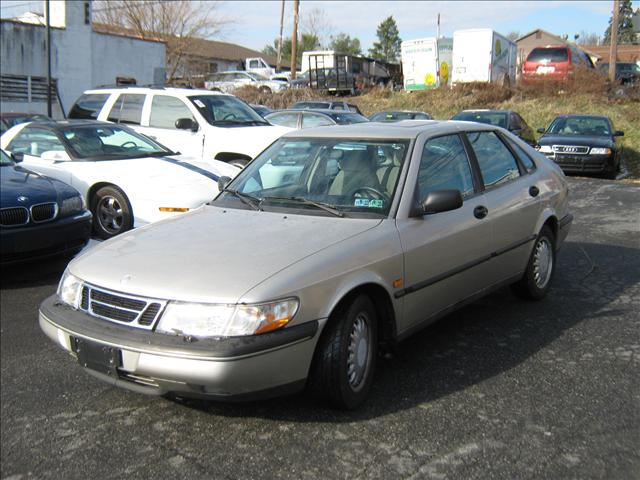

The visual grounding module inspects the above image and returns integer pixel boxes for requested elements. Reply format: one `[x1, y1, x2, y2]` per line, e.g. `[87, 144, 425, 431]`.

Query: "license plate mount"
[72, 337, 121, 377]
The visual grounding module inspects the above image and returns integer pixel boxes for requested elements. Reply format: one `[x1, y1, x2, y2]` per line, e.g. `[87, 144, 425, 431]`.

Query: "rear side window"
[149, 96, 194, 129]
[107, 94, 145, 125]
[467, 131, 521, 189]
[418, 134, 475, 200]
[505, 137, 536, 173]
[68, 94, 110, 119]
[527, 48, 568, 63]
[8, 127, 66, 157]
[301, 113, 333, 128]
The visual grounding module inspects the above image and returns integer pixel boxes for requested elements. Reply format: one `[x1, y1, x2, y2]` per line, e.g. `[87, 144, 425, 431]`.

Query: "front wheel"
[309, 294, 378, 409]
[91, 185, 133, 239]
[511, 226, 556, 300]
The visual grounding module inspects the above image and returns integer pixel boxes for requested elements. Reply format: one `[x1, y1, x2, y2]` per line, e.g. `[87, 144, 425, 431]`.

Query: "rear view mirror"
[218, 176, 232, 191]
[613, 130, 624, 137]
[411, 189, 463, 217]
[175, 118, 199, 132]
[41, 150, 71, 162]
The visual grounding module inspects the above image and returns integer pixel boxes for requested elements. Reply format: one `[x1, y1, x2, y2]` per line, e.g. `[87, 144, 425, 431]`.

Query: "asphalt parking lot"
[1, 177, 638, 480]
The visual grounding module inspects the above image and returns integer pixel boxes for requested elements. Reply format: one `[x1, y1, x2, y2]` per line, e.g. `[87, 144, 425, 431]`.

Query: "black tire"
[91, 185, 133, 239]
[511, 226, 556, 300]
[309, 294, 378, 409]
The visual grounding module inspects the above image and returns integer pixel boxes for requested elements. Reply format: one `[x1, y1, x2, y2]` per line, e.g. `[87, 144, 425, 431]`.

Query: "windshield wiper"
[260, 196, 343, 217]
[222, 188, 262, 211]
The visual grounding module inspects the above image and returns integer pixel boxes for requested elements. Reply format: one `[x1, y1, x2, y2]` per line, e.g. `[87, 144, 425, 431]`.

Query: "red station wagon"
[522, 45, 594, 82]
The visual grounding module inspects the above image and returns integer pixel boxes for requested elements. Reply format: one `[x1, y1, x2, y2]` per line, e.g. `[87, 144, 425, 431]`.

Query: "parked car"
[250, 104, 273, 118]
[451, 109, 537, 145]
[1, 113, 50, 135]
[291, 101, 363, 114]
[536, 114, 623, 179]
[204, 71, 288, 94]
[265, 109, 369, 129]
[39, 120, 572, 409]
[522, 45, 594, 83]
[597, 62, 640, 85]
[1, 120, 239, 238]
[67, 87, 291, 168]
[369, 111, 433, 122]
[1, 149, 91, 265]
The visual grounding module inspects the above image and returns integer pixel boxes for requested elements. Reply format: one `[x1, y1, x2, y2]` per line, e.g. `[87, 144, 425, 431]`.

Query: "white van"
[401, 37, 453, 90]
[67, 87, 291, 167]
[451, 29, 516, 85]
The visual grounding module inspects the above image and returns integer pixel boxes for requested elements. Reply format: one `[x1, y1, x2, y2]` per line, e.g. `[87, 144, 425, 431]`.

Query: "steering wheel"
[121, 141, 138, 149]
[349, 186, 390, 202]
[222, 113, 237, 120]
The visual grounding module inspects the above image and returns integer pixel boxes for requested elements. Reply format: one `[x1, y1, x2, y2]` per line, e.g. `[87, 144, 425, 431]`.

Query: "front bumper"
[39, 295, 322, 401]
[0, 210, 92, 265]
[544, 153, 617, 175]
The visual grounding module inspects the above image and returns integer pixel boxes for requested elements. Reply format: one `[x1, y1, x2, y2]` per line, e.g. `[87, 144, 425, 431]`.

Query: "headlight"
[589, 147, 612, 155]
[57, 270, 83, 308]
[59, 196, 85, 217]
[537, 145, 553, 153]
[156, 298, 299, 337]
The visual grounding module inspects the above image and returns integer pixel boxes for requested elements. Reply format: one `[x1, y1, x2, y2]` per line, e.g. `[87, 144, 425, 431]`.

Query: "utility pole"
[276, 0, 285, 72]
[609, 0, 619, 83]
[290, 0, 299, 79]
[45, 0, 52, 117]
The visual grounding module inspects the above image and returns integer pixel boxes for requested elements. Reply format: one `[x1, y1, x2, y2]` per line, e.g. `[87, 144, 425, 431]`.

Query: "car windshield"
[618, 63, 640, 73]
[527, 47, 568, 63]
[453, 112, 508, 128]
[294, 102, 330, 109]
[1, 149, 12, 166]
[547, 117, 611, 136]
[188, 95, 268, 126]
[63, 125, 171, 159]
[327, 112, 369, 125]
[213, 138, 410, 218]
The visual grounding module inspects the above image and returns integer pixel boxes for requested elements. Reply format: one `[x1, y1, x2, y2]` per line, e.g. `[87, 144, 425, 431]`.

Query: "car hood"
[210, 124, 292, 158]
[538, 135, 614, 148]
[70, 206, 382, 303]
[0, 164, 68, 207]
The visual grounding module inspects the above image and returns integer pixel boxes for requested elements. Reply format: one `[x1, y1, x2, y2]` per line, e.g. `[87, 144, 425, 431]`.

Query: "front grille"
[80, 284, 167, 330]
[30, 202, 58, 222]
[0, 207, 29, 226]
[552, 145, 589, 155]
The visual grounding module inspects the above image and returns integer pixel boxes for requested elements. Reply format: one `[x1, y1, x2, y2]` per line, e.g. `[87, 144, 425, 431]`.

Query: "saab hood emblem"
[17, 196, 29, 203]
[120, 274, 132, 285]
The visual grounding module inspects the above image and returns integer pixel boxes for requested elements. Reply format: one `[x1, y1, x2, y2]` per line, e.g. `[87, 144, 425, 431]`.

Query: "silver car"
[40, 121, 572, 409]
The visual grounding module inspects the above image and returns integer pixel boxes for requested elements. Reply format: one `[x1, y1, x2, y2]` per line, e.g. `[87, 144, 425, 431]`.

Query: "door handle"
[529, 185, 540, 197]
[474, 205, 488, 219]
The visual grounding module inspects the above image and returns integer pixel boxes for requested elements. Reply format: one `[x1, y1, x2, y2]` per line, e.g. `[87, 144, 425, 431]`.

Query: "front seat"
[328, 148, 382, 197]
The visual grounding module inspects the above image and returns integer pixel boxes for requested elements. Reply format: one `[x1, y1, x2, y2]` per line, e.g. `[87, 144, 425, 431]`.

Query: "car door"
[139, 94, 204, 159]
[464, 130, 541, 282]
[395, 133, 494, 336]
[5, 126, 73, 185]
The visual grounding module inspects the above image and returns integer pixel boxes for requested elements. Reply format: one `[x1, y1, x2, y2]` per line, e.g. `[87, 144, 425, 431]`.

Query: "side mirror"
[41, 150, 71, 162]
[175, 118, 199, 132]
[613, 130, 624, 137]
[217, 176, 232, 191]
[536, 127, 546, 134]
[410, 189, 463, 217]
[11, 151, 24, 163]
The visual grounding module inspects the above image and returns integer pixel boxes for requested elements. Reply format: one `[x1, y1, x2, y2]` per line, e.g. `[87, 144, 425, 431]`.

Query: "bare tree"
[300, 6, 332, 48]
[506, 31, 521, 42]
[93, 0, 231, 81]
[575, 31, 601, 45]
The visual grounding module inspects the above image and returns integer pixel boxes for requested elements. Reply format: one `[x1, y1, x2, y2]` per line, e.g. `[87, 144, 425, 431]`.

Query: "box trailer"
[451, 29, 516, 85]
[401, 37, 453, 90]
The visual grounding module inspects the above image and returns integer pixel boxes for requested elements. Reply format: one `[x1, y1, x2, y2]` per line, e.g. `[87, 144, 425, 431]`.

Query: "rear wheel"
[91, 186, 133, 239]
[512, 226, 555, 300]
[309, 294, 378, 409]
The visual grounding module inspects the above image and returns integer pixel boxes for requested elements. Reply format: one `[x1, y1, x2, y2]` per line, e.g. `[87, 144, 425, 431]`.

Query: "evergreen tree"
[262, 34, 320, 65]
[329, 33, 362, 56]
[603, 0, 636, 44]
[368, 16, 402, 62]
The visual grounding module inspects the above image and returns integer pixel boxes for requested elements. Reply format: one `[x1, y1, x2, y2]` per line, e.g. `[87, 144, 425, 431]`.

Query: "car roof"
[270, 109, 359, 115]
[455, 109, 512, 114]
[83, 86, 226, 96]
[553, 114, 610, 120]
[20, 120, 125, 130]
[282, 120, 492, 139]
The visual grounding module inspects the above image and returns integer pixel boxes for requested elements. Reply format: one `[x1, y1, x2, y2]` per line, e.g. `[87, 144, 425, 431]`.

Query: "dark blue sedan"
[0, 150, 92, 265]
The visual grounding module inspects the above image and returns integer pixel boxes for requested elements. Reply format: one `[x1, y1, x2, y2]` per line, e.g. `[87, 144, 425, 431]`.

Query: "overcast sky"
[217, 0, 638, 51]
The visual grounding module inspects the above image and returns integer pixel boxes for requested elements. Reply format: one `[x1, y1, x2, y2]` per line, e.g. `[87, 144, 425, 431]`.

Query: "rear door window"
[68, 93, 110, 119]
[467, 131, 521, 189]
[107, 94, 145, 125]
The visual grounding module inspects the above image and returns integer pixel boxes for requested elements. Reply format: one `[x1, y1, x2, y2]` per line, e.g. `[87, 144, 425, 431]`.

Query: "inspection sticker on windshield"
[354, 199, 384, 208]
[193, 99, 206, 108]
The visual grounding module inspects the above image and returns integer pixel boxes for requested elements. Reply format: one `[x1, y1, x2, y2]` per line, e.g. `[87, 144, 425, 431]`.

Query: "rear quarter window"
[68, 94, 110, 119]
